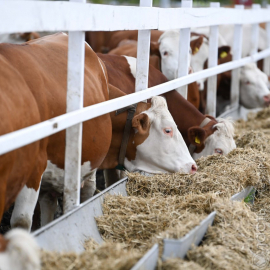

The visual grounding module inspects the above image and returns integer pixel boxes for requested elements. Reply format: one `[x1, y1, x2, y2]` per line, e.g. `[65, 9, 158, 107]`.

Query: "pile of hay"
[96, 194, 206, 250]
[126, 148, 269, 198]
[96, 193, 270, 269]
[235, 130, 270, 153]
[41, 241, 142, 270]
[160, 258, 205, 270]
[235, 107, 270, 136]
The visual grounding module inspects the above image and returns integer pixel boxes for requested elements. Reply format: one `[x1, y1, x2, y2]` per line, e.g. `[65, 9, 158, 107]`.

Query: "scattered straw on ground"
[41, 242, 142, 270]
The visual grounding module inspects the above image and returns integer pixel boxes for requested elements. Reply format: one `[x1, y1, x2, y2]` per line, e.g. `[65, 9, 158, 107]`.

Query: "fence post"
[263, 5, 270, 76]
[135, 0, 152, 92]
[63, 0, 86, 213]
[176, 0, 192, 99]
[230, 5, 244, 109]
[250, 4, 260, 56]
[205, 2, 219, 117]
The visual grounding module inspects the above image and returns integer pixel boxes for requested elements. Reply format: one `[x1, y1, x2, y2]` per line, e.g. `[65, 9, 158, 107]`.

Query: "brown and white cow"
[2, 33, 196, 230]
[98, 54, 236, 158]
[108, 37, 201, 109]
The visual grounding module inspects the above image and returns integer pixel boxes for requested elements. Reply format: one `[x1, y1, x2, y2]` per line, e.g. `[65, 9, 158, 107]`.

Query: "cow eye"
[215, 148, 223, 155]
[163, 128, 173, 137]
[246, 81, 250, 85]
[163, 51, 168, 56]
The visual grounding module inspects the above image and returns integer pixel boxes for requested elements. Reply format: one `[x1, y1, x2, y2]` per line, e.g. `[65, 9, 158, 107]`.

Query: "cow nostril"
[190, 164, 197, 174]
[263, 95, 270, 106]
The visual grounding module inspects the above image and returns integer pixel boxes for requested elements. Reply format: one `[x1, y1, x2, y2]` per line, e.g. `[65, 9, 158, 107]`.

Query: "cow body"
[0, 34, 195, 229]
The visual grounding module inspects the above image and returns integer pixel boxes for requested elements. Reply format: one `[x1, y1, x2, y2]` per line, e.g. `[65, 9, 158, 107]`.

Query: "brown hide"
[98, 53, 217, 148]
[85, 31, 116, 53]
[106, 30, 163, 50]
[108, 41, 200, 109]
[100, 84, 150, 169]
[0, 33, 112, 227]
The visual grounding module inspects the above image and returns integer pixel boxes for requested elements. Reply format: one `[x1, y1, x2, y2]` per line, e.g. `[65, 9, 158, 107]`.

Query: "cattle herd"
[0, 16, 269, 270]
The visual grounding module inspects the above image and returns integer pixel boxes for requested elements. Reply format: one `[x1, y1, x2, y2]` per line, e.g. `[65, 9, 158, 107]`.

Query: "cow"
[108, 36, 201, 109]
[195, 30, 270, 115]
[1, 33, 196, 230]
[98, 54, 236, 158]
[0, 229, 40, 270]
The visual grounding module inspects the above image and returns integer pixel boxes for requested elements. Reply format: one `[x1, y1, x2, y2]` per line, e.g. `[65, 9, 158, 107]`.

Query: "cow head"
[0, 229, 40, 270]
[125, 96, 197, 174]
[240, 63, 270, 108]
[188, 117, 236, 160]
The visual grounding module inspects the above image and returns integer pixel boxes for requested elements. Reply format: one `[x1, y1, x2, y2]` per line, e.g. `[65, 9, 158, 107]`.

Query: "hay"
[235, 107, 270, 136]
[160, 258, 205, 270]
[187, 245, 251, 270]
[235, 130, 270, 154]
[96, 194, 207, 250]
[126, 148, 269, 198]
[41, 242, 142, 270]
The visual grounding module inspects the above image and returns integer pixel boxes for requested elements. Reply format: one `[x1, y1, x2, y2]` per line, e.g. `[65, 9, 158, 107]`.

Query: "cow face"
[240, 63, 270, 108]
[158, 30, 192, 81]
[124, 96, 197, 174]
[189, 118, 236, 160]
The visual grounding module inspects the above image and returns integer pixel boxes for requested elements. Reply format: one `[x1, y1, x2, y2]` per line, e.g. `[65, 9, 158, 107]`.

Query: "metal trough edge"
[162, 211, 216, 261]
[231, 186, 255, 203]
[32, 177, 128, 253]
[131, 244, 159, 270]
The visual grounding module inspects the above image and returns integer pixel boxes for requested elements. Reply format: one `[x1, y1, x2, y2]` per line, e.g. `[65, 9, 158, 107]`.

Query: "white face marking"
[123, 55, 137, 78]
[11, 183, 41, 231]
[124, 96, 197, 174]
[239, 63, 270, 109]
[0, 229, 40, 270]
[192, 118, 236, 160]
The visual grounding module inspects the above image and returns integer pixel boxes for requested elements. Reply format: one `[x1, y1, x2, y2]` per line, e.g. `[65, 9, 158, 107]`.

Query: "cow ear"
[188, 126, 206, 146]
[190, 36, 203, 55]
[218, 46, 231, 59]
[204, 114, 216, 121]
[150, 42, 160, 57]
[132, 113, 150, 135]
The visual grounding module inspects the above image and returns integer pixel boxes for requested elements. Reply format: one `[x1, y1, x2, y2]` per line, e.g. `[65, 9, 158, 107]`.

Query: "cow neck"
[162, 90, 205, 145]
[115, 103, 137, 168]
[188, 117, 212, 155]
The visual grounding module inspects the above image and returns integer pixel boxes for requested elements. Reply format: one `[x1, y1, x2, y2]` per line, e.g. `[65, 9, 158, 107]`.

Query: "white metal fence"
[1, 0, 270, 213]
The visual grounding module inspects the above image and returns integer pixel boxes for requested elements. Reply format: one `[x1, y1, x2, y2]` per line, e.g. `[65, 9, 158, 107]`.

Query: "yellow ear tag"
[195, 136, 200, 144]
[194, 47, 199, 54]
[220, 51, 228, 58]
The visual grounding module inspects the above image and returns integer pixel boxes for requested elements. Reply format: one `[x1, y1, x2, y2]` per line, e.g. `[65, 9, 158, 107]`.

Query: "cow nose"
[190, 164, 197, 174]
[263, 94, 270, 106]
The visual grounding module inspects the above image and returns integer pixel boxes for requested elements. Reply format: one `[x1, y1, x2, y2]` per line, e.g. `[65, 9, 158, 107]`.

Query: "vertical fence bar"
[206, 2, 219, 117]
[64, 0, 86, 213]
[230, 5, 244, 109]
[135, 0, 152, 92]
[263, 5, 270, 76]
[250, 4, 260, 57]
[176, 0, 192, 99]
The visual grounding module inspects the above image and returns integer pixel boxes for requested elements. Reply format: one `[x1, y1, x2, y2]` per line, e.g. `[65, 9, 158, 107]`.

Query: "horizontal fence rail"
[1, 2, 270, 33]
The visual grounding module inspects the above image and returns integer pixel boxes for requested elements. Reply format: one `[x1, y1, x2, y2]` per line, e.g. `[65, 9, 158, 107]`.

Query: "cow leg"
[80, 169, 97, 203]
[39, 191, 58, 226]
[10, 182, 41, 231]
[10, 151, 47, 231]
[103, 169, 125, 188]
